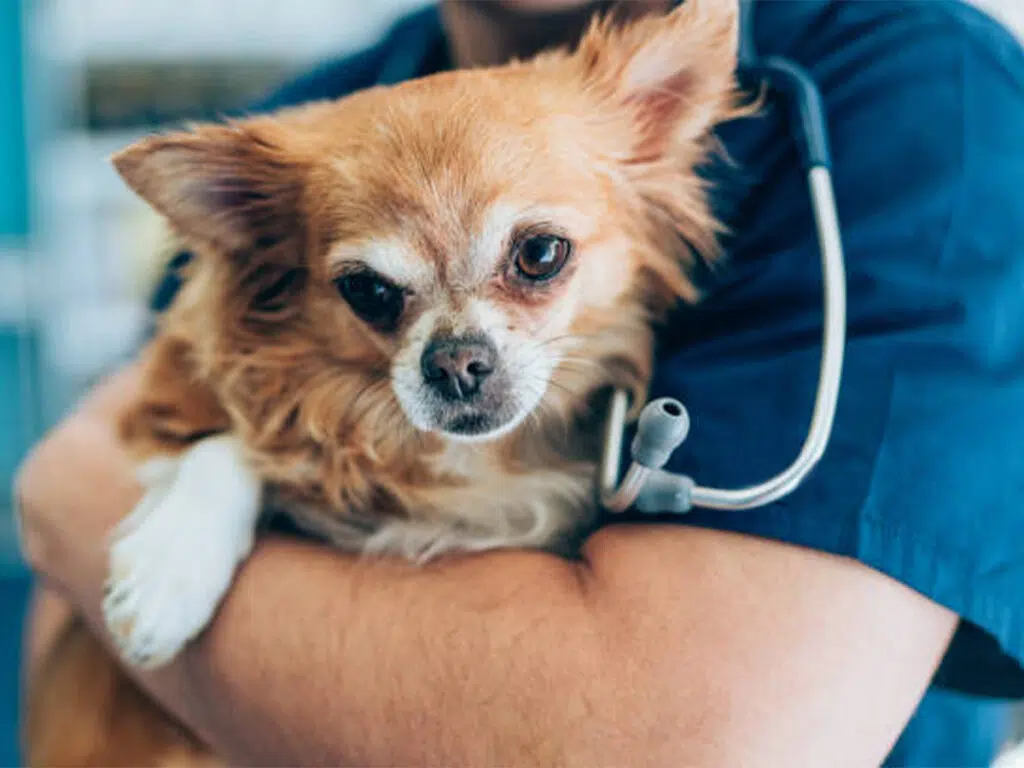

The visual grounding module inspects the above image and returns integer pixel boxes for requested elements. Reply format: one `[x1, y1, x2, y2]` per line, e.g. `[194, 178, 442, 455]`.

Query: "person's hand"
[14, 365, 147, 604]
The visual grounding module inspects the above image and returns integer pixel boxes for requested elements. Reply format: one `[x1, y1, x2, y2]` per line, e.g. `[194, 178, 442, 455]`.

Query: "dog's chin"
[397, 389, 543, 443]
[436, 406, 529, 443]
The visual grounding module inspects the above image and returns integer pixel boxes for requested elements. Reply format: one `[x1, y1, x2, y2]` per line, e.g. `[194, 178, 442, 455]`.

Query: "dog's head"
[114, 0, 742, 445]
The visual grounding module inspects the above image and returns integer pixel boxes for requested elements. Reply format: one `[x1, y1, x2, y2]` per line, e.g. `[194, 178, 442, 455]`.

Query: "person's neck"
[440, 1, 673, 69]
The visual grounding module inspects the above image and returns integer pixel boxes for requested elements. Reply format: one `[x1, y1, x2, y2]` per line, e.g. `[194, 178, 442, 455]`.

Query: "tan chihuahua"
[25, 2, 747, 764]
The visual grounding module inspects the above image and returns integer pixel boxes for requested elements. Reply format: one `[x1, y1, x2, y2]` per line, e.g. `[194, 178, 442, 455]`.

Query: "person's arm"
[17, 370, 957, 767]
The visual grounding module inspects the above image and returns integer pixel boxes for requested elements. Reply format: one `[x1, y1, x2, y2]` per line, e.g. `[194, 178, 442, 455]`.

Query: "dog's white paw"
[102, 435, 261, 669]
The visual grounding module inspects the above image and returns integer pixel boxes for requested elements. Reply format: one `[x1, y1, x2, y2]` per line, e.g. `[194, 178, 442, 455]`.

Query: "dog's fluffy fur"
[24, 2, 747, 764]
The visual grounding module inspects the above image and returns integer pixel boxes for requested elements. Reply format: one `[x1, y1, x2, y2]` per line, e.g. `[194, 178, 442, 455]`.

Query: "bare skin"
[17, 2, 959, 765]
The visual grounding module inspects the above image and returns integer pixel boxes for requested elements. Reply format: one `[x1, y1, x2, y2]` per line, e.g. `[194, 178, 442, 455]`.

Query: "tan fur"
[24, 618, 220, 768]
[24, 3, 750, 764]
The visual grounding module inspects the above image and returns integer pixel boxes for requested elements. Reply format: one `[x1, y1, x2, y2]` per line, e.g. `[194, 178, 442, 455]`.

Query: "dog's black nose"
[421, 335, 496, 401]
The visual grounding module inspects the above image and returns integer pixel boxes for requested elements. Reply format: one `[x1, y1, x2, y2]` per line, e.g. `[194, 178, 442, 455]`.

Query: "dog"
[24, 2, 747, 764]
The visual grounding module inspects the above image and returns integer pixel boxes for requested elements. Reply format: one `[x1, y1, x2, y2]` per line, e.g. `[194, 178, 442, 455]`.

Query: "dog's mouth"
[392, 372, 543, 442]
[424, 387, 532, 442]
[445, 411, 497, 437]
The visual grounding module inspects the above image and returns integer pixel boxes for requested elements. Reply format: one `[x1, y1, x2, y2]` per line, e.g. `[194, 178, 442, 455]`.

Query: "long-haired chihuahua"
[24, 2, 748, 764]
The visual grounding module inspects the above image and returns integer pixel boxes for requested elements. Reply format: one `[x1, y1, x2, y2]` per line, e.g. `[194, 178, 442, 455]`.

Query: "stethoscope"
[600, 0, 848, 515]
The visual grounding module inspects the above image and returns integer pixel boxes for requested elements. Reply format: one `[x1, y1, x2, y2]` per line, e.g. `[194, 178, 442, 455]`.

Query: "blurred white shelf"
[38, 129, 146, 207]
[33, 0, 430, 64]
[42, 300, 149, 379]
[0, 251, 32, 327]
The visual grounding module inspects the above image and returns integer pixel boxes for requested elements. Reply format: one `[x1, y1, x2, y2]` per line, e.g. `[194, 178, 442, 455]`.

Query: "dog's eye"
[335, 272, 404, 331]
[513, 235, 571, 282]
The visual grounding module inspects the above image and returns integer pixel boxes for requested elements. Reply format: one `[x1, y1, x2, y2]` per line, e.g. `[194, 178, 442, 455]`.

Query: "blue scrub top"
[151, 2, 1024, 763]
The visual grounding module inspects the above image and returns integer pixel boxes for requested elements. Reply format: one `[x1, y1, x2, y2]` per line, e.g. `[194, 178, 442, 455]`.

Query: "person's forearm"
[99, 536, 646, 767]
[14, 369, 680, 766]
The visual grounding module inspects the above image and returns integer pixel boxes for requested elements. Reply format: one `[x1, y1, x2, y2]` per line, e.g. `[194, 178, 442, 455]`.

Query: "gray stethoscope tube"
[600, 4, 849, 515]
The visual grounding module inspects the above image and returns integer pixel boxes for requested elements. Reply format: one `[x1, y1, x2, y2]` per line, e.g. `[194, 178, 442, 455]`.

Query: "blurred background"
[0, 0, 1021, 764]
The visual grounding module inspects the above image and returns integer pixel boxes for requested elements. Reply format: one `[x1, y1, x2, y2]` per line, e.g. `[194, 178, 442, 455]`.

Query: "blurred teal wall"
[0, 0, 29, 239]
[0, 7, 32, 765]
[0, 0, 32, 526]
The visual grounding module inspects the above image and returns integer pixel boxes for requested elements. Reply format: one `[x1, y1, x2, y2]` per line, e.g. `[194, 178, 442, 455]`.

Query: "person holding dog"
[16, 1, 1024, 764]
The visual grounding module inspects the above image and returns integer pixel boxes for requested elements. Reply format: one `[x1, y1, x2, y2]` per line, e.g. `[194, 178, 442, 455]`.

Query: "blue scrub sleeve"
[622, 0, 1024, 698]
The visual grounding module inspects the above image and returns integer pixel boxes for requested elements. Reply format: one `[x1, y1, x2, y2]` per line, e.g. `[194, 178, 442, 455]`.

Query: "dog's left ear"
[575, 0, 741, 160]
[111, 121, 305, 255]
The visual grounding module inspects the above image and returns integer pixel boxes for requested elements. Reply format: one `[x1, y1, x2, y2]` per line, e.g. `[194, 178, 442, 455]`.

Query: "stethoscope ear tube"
[600, 56, 848, 515]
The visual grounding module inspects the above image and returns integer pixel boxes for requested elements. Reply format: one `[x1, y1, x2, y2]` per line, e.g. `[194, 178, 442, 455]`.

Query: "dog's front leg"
[102, 337, 262, 669]
[103, 433, 261, 668]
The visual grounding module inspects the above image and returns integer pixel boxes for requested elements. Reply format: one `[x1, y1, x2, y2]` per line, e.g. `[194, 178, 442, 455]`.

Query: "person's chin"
[492, 0, 599, 14]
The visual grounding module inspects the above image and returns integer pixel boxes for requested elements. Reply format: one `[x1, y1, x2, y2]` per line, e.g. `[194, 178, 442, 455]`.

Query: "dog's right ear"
[574, 0, 741, 162]
[111, 122, 305, 254]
